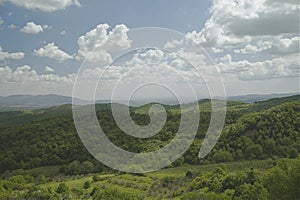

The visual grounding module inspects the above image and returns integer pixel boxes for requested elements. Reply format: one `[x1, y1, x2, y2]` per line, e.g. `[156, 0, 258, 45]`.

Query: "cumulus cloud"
[77, 24, 131, 64]
[60, 30, 67, 35]
[186, 0, 299, 49]
[42, 25, 52, 30]
[8, 24, 17, 29]
[0, 46, 24, 60]
[33, 43, 73, 61]
[0, 65, 75, 96]
[234, 44, 259, 54]
[3, 0, 80, 12]
[217, 54, 299, 81]
[109, 48, 207, 85]
[20, 21, 49, 34]
[234, 36, 300, 55]
[0, 17, 3, 25]
[258, 36, 300, 56]
[175, 0, 300, 82]
[45, 66, 54, 72]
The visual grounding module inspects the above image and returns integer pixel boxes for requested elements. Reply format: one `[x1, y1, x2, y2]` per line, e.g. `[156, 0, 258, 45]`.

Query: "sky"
[0, 0, 299, 100]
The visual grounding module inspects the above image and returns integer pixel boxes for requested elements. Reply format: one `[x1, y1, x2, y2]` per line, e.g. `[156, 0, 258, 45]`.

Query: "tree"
[213, 151, 233, 163]
[288, 148, 298, 158]
[186, 171, 193, 179]
[56, 183, 69, 194]
[66, 160, 81, 175]
[81, 161, 95, 174]
[233, 183, 268, 200]
[245, 145, 263, 160]
[263, 158, 300, 200]
[83, 180, 91, 189]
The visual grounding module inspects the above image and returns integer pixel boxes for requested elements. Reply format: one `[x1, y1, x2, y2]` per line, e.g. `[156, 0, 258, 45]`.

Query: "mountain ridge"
[0, 93, 298, 111]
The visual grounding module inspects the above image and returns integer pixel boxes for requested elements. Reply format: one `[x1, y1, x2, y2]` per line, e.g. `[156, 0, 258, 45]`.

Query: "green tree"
[245, 144, 263, 160]
[83, 180, 91, 189]
[213, 151, 234, 163]
[233, 183, 268, 200]
[56, 183, 69, 194]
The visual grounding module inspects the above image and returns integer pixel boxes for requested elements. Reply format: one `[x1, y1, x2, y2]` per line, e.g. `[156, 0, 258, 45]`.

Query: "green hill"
[0, 95, 299, 174]
[0, 95, 299, 199]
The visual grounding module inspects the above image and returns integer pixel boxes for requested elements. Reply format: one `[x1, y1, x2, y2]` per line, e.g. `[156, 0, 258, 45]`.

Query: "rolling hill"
[0, 95, 298, 173]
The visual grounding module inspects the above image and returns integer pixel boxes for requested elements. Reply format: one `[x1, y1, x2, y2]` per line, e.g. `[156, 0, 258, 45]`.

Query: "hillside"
[0, 95, 299, 199]
[0, 95, 299, 173]
[1, 93, 297, 112]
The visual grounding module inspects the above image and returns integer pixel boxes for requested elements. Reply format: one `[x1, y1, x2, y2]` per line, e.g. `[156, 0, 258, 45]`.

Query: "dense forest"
[0, 95, 299, 199]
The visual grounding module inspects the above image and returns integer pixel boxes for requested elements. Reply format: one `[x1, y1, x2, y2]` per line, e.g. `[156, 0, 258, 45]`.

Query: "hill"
[0, 93, 298, 111]
[0, 95, 299, 174]
[0, 94, 72, 107]
[0, 95, 299, 199]
[228, 93, 298, 103]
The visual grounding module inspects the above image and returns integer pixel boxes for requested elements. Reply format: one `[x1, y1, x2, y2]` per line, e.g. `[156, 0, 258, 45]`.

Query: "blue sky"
[0, 0, 210, 72]
[0, 0, 299, 98]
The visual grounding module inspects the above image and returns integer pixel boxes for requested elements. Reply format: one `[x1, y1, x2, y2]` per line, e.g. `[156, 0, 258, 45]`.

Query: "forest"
[0, 95, 299, 199]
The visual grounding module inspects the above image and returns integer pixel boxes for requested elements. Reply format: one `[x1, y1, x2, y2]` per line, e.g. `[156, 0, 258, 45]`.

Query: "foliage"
[0, 95, 299, 198]
[0, 158, 298, 199]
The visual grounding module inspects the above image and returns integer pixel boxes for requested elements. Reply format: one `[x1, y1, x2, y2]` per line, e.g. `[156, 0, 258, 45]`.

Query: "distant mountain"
[0, 93, 298, 111]
[0, 94, 91, 111]
[228, 93, 298, 103]
[0, 94, 71, 106]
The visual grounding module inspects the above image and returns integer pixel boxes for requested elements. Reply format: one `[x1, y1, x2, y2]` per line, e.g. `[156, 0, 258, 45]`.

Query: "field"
[1, 158, 297, 199]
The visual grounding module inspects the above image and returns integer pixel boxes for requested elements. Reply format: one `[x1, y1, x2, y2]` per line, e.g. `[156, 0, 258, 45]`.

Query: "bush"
[56, 183, 69, 194]
[83, 180, 91, 189]
[245, 145, 263, 160]
[186, 171, 193, 179]
[213, 151, 234, 163]
[92, 175, 101, 182]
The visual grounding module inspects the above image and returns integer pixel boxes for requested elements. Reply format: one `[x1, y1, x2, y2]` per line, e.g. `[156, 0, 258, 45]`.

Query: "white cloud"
[77, 24, 131, 64]
[8, 24, 17, 29]
[0, 46, 24, 60]
[134, 49, 165, 64]
[179, 0, 300, 83]
[20, 21, 49, 34]
[3, 0, 80, 12]
[234, 44, 259, 54]
[33, 43, 73, 61]
[111, 49, 206, 84]
[217, 54, 299, 80]
[210, 47, 224, 53]
[0, 17, 3, 25]
[187, 0, 299, 49]
[0, 65, 75, 96]
[45, 66, 54, 72]
[42, 25, 51, 30]
[60, 30, 67, 35]
[72, 47, 214, 100]
[258, 36, 300, 56]
[233, 36, 300, 55]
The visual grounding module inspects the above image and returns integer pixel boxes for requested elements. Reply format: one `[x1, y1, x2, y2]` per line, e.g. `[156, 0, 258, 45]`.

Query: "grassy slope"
[23, 159, 275, 199]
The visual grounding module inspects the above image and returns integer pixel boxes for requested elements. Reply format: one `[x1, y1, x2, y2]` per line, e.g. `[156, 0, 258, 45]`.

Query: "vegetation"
[0, 158, 299, 199]
[0, 95, 299, 199]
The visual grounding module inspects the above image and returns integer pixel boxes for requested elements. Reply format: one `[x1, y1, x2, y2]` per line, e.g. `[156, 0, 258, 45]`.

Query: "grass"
[27, 159, 274, 181]
[25, 160, 273, 199]
[147, 159, 274, 178]
[14, 159, 278, 199]
[40, 176, 93, 189]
